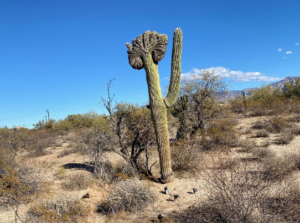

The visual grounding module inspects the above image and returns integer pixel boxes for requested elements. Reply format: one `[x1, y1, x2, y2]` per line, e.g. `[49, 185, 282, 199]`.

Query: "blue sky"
[0, 0, 299, 128]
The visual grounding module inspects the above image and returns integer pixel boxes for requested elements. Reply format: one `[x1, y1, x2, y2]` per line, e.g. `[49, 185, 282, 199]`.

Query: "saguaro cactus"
[126, 28, 182, 183]
[172, 94, 189, 140]
[243, 90, 247, 111]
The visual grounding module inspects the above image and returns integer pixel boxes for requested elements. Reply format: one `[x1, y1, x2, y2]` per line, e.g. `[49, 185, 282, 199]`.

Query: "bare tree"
[92, 79, 156, 177]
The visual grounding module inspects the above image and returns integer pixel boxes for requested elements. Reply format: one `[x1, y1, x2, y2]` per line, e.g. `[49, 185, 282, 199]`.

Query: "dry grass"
[97, 178, 154, 215]
[262, 155, 297, 181]
[61, 173, 93, 191]
[274, 129, 294, 145]
[252, 147, 275, 159]
[253, 130, 269, 138]
[171, 142, 201, 173]
[27, 194, 91, 223]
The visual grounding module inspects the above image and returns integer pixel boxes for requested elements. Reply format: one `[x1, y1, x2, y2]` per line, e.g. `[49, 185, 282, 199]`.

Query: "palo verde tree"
[126, 28, 182, 183]
[180, 70, 228, 138]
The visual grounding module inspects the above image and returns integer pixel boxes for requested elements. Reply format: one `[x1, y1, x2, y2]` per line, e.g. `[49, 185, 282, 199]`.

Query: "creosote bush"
[202, 120, 238, 150]
[27, 194, 91, 223]
[97, 178, 154, 215]
[171, 141, 201, 173]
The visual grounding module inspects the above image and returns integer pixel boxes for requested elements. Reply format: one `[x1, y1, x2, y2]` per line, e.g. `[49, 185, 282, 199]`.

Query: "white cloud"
[283, 57, 287, 59]
[296, 43, 299, 46]
[286, 51, 292, 54]
[181, 66, 281, 82]
[278, 48, 282, 52]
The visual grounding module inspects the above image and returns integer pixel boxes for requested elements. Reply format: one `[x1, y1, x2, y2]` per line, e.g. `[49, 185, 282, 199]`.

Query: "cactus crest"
[126, 31, 168, 70]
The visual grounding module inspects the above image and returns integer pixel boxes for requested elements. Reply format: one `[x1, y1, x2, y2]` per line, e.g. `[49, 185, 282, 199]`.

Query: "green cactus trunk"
[126, 28, 182, 183]
[243, 90, 247, 111]
[173, 95, 189, 140]
[143, 53, 173, 182]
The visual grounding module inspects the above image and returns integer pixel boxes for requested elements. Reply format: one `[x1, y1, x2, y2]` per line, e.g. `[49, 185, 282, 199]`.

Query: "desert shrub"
[254, 130, 269, 138]
[97, 179, 154, 215]
[252, 118, 269, 129]
[93, 160, 116, 183]
[173, 163, 270, 223]
[27, 194, 91, 223]
[247, 100, 268, 116]
[115, 161, 139, 179]
[202, 120, 238, 150]
[238, 139, 256, 153]
[260, 183, 300, 222]
[258, 141, 270, 147]
[58, 148, 77, 158]
[252, 147, 275, 158]
[274, 129, 294, 145]
[229, 96, 245, 113]
[57, 144, 87, 158]
[265, 116, 290, 133]
[262, 155, 296, 181]
[291, 123, 300, 135]
[62, 173, 93, 191]
[171, 142, 201, 173]
[209, 157, 237, 170]
[0, 160, 50, 222]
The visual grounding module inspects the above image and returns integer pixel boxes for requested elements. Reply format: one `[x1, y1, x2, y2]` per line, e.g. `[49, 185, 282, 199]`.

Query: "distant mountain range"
[224, 76, 299, 99]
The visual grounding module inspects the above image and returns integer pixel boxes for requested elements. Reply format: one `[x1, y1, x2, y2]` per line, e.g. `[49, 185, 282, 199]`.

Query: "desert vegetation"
[2, 25, 300, 222]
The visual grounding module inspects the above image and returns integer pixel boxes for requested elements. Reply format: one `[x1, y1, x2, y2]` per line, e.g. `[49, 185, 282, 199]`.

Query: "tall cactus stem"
[243, 90, 247, 111]
[126, 28, 183, 183]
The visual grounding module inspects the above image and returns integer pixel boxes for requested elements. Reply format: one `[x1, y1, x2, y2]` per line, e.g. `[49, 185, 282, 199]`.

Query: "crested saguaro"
[126, 28, 182, 183]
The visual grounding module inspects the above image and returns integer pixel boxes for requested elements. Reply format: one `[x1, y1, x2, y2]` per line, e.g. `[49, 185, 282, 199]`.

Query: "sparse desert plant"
[173, 163, 270, 223]
[202, 120, 238, 150]
[265, 116, 290, 133]
[239, 139, 256, 153]
[97, 179, 154, 215]
[171, 141, 201, 173]
[291, 123, 300, 135]
[229, 95, 245, 113]
[252, 147, 275, 159]
[57, 166, 67, 179]
[62, 173, 93, 191]
[57, 148, 76, 158]
[252, 118, 269, 129]
[27, 194, 91, 223]
[254, 130, 269, 138]
[274, 129, 294, 145]
[0, 160, 50, 222]
[260, 182, 300, 222]
[262, 155, 296, 181]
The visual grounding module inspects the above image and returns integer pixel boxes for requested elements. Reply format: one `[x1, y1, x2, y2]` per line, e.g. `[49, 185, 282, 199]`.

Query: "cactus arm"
[163, 28, 183, 108]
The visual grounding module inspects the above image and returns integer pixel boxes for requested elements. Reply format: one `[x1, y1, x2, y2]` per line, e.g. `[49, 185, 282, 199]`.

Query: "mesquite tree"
[126, 28, 182, 183]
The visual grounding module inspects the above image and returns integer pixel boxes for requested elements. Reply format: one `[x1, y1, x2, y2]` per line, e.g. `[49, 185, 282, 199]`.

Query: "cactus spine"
[126, 28, 182, 183]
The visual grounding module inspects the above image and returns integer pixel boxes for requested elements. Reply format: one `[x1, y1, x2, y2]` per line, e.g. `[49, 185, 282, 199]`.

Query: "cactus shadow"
[62, 162, 94, 173]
